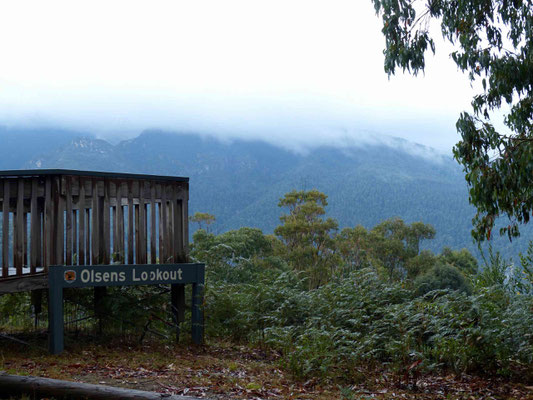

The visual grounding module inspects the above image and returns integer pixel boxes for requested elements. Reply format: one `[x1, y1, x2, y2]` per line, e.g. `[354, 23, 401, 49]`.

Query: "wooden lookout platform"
[0, 169, 204, 353]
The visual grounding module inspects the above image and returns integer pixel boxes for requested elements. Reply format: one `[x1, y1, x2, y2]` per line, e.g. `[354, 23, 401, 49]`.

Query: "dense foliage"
[371, 0, 533, 241]
[190, 190, 533, 381]
[2, 189, 532, 385]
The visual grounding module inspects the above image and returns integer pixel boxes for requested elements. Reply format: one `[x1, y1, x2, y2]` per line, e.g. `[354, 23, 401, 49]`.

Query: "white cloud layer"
[0, 0, 481, 152]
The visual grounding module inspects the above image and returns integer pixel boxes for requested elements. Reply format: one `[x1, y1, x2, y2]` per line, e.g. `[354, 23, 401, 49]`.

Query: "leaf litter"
[0, 338, 531, 399]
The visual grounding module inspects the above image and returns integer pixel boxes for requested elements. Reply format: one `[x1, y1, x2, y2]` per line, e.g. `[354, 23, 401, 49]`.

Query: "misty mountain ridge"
[0, 126, 528, 259]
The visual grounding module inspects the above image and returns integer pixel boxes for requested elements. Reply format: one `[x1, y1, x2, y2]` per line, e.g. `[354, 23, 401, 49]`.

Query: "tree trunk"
[0, 373, 201, 400]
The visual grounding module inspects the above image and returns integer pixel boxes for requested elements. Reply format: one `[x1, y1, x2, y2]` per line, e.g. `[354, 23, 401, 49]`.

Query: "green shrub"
[204, 259, 532, 380]
[414, 263, 472, 296]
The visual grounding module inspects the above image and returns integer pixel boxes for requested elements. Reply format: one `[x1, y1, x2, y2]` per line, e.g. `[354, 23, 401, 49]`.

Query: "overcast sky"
[0, 0, 486, 153]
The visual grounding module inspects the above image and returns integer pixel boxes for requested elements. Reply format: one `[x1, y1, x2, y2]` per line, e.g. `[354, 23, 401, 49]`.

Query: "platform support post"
[171, 284, 185, 342]
[31, 289, 43, 328]
[48, 268, 64, 354]
[191, 282, 204, 345]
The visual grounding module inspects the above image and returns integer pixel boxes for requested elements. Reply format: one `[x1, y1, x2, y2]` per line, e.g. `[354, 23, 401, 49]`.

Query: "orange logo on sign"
[64, 270, 76, 283]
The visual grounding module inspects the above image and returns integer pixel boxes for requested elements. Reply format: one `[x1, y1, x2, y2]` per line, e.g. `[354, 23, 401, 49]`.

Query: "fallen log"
[0, 373, 201, 400]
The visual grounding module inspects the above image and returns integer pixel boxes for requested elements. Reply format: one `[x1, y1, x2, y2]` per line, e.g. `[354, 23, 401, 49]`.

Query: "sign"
[49, 263, 204, 289]
[47, 263, 205, 354]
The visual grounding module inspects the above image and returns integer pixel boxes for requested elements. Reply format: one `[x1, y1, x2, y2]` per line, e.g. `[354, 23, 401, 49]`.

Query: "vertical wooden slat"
[158, 200, 162, 264]
[127, 181, 134, 264]
[15, 179, 24, 275]
[44, 177, 52, 272]
[183, 184, 189, 262]
[167, 186, 174, 263]
[102, 180, 110, 265]
[30, 179, 41, 274]
[72, 208, 78, 265]
[120, 207, 125, 261]
[115, 181, 124, 263]
[160, 184, 167, 264]
[139, 181, 147, 264]
[150, 183, 157, 264]
[173, 186, 184, 262]
[135, 203, 140, 264]
[112, 205, 116, 257]
[78, 178, 86, 266]
[86, 209, 91, 265]
[165, 188, 171, 263]
[23, 212, 28, 268]
[55, 177, 65, 266]
[91, 179, 99, 265]
[65, 177, 73, 266]
[144, 203, 148, 263]
[13, 191, 18, 274]
[112, 182, 117, 259]
[2, 180, 10, 277]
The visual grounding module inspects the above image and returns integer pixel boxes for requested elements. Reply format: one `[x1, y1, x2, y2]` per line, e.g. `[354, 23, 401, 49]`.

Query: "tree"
[371, 218, 435, 279]
[189, 212, 216, 233]
[371, 0, 533, 241]
[407, 221, 436, 256]
[275, 190, 339, 288]
[372, 218, 435, 256]
[370, 232, 407, 280]
[406, 249, 437, 280]
[414, 263, 472, 296]
[439, 247, 479, 276]
[190, 227, 275, 283]
[336, 225, 373, 271]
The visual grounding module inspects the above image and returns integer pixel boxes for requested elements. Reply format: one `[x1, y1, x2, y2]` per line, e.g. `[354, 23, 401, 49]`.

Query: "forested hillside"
[0, 126, 529, 259]
[1, 127, 532, 399]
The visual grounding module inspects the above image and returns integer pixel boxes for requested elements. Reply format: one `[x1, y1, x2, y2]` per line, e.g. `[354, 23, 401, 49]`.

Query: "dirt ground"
[0, 335, 531, 399]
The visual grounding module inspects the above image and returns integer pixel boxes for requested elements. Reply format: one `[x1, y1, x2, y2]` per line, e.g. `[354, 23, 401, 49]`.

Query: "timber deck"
[0, 169, 190, 292]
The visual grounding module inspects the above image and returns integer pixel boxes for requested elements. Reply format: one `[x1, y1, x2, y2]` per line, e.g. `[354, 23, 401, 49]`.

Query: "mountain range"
[0, 125, 528, 260]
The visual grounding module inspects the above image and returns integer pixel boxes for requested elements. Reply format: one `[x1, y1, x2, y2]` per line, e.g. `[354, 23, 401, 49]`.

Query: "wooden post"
[72, 209, 78, 265]
[150, 183, 157, 264]
[171, 284, 185, 342]
[182, 184, 189, 261]
[160, 185, 167, 264]
[134, 204, 140, 264]
[78, 178, 85, 265]
[173, 188, 184, 262]
[23, 212, 28, 268]
[15, 179, 24, 275]
[48, 267, 64, 354]
[86, 209, 91, 265]
[112, 182, 117, 259]
[2, 180, 10, 277]
[65, 177, 73, 266]
[191, 281, 204, 345]
[91, 179, 99, 265]
[31, 288, 43, 325]
[167, 188, 175, 263]
[139, 182, 147, 264]
[115, 181, 124, 263]
[127, 181, 134, 264]
[54, 177, 65, 266]
[102, 180, 110, 265]
[30, 181, 44, 320]
[79, 179, 86, 266]
[30, 178, 41, 274]
[44, 177, 52, 272]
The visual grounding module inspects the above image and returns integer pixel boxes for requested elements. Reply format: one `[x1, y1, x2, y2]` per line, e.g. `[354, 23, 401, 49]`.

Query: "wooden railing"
[0, 170, 189, 280]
